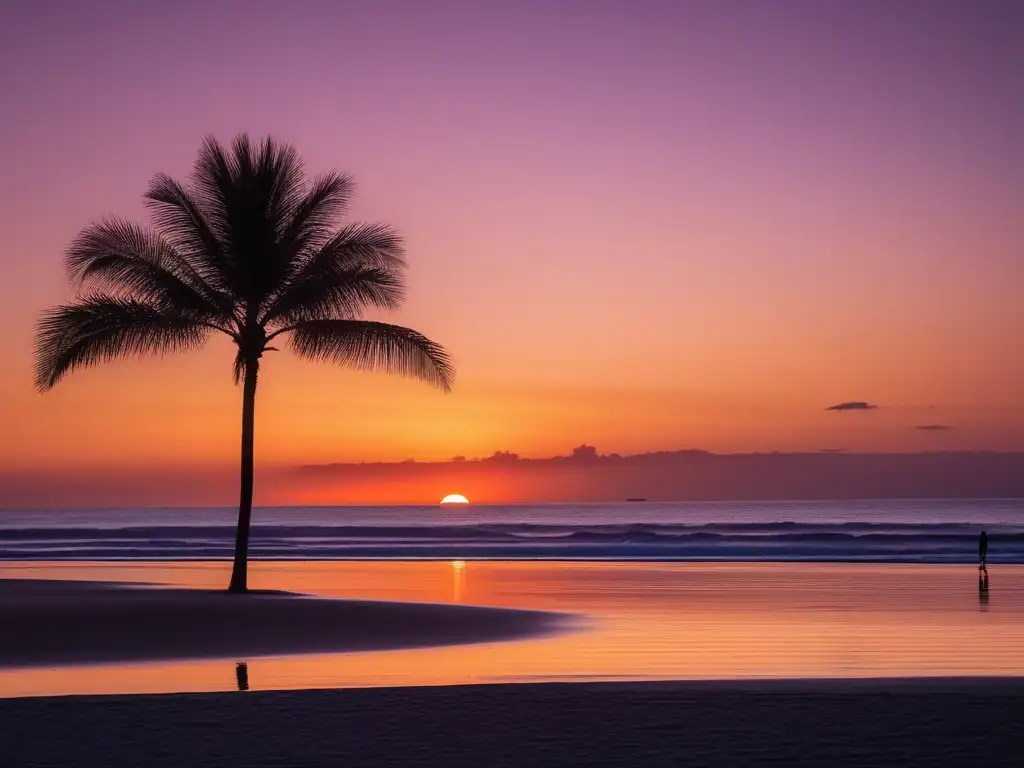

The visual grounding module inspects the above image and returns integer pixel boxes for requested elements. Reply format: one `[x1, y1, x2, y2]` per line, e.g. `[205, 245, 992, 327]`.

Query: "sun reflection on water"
[452, 560, 466, 603]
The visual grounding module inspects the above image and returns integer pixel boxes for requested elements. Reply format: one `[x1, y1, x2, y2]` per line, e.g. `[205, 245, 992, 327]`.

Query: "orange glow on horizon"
[0, 0, 1021, 507]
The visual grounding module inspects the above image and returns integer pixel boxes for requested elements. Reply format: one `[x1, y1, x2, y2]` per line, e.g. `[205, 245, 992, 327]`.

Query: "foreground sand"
[0, 579, 564, 667]
[4, 680, 1023, 767]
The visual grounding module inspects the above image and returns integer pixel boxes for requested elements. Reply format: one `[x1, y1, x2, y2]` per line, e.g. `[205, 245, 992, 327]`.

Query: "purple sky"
[0, 1, 1021, 496]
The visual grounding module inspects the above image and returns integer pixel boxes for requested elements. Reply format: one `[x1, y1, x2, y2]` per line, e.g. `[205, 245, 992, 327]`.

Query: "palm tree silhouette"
[34, 135, 454, 592]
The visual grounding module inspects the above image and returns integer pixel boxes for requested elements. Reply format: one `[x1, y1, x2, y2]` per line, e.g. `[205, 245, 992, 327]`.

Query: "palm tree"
[34, 135, 454, 593]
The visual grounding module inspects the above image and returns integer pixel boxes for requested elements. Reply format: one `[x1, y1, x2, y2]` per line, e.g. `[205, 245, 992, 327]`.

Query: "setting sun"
[440, 494, 470, 505]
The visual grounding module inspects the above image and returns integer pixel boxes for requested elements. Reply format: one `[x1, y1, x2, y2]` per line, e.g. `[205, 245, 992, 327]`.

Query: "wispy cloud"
[916, 424, 953, 431]
[826, 401, 878, 412]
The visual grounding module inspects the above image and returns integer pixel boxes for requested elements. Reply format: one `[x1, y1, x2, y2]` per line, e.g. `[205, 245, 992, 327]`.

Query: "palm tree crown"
[35, 134, 454, 591]
[36, 134, 453, 392]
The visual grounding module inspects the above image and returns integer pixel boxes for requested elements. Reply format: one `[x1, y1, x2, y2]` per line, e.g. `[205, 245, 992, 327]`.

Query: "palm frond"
[232, 349, 246, 384]
[263, 223, 406, 324]
[287, 319, 454, 392]
[244, 136, 308, 294]
[34, 296, 210, 391]
[315, 222, 406, 271]
[144, 173, 234, 294]
[186, 135, 244, 294]
[65, 218, 229, 319]
[191, 134, 238, 222]
[272, 266, 405, 325]
[189, 134, 313, 301]
[253, 135, 306, 234]
[148, 137, 391, 312]
[276, 171, 354, 257]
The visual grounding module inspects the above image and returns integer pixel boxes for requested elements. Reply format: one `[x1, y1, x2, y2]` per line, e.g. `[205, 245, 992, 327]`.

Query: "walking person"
[979, 530, 988, 569]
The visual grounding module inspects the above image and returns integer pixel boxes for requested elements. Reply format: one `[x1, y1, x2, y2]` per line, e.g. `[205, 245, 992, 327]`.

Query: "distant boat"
[625, 498, 648, 502]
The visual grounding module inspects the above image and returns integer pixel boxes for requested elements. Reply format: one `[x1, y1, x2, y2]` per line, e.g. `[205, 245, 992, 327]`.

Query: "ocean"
[2, 499, 1022, 562]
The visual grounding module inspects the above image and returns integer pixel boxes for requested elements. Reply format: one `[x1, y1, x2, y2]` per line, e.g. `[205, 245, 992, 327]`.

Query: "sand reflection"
[1, 561, 1023, 698]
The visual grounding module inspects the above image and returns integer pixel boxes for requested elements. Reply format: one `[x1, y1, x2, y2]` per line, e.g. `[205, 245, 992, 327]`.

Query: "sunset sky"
[0, 1, 1021, 502]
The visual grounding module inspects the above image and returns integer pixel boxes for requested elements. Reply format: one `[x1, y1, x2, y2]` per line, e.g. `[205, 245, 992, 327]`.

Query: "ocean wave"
[1, 520, 1021, 562]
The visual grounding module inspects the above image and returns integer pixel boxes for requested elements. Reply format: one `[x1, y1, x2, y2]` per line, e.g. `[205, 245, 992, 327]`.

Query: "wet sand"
[0, 579, 564, 667]
[3, 561, 1024, 698]
[4, 680, 1023, 767]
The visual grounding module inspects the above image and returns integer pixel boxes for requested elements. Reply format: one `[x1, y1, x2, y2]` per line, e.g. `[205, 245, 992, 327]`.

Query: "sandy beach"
[3, 562, 1023, 765]
[4, 680, 1023, 767]
[2, 560, 1024, 698]
[0, 578, 564, 668]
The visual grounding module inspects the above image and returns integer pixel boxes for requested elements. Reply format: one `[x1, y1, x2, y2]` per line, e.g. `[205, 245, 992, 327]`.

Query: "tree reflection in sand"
[236, 662, 249, 691]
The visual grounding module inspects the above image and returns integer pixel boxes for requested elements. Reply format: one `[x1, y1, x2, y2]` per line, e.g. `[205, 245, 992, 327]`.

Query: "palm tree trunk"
[228, 358, 259, 593]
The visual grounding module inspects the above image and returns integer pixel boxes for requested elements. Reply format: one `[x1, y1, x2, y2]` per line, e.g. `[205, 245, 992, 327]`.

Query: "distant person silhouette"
[979, 530, 988, 568]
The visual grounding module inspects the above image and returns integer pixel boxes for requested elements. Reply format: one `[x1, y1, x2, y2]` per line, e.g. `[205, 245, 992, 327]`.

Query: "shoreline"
[0, 579, 566, 669]
[13, 675, 1024, 701]
[1, 556, 1018, 564]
